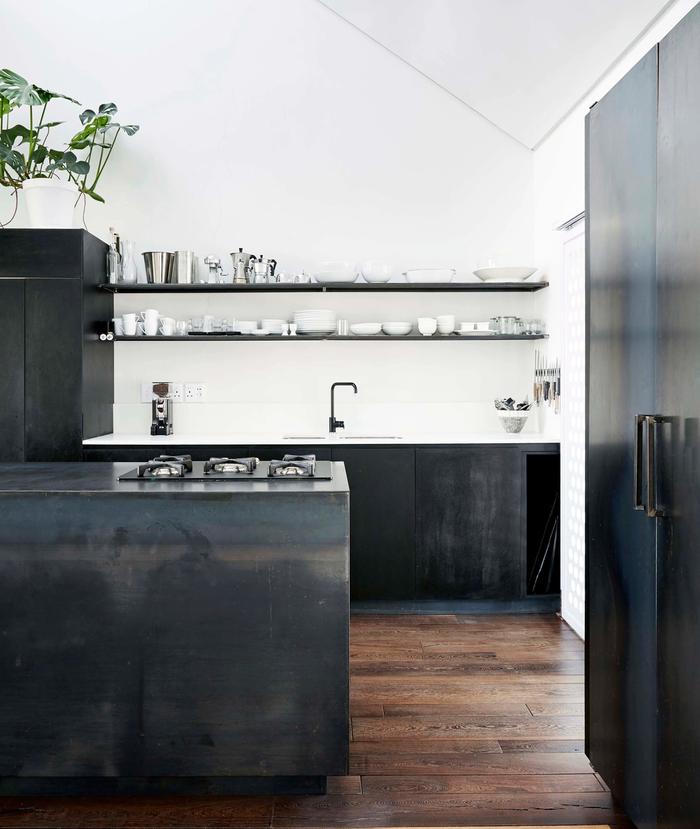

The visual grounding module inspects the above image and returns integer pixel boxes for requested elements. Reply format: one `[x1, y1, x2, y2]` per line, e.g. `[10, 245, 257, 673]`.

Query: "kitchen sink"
[338, 435, 403, 440]
[281, 434, 402, 440]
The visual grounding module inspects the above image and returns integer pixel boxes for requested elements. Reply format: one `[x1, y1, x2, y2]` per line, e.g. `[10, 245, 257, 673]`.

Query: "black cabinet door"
[585, 48, 659, 829]
[24, 279, 82, 461]
[656, 10, 700, 827]
[0, 280, 25, 461]
[331, 446, 415, 600]
[415, 446, 522, 599]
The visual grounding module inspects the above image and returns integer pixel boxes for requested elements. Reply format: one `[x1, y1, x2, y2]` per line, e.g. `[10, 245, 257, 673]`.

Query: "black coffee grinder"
[150, 381, 174, 436]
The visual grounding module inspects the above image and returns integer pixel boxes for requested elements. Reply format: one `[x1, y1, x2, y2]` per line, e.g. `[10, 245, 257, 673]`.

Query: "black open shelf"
[100, 281, 549, 294]
[112, 334, 548, 342]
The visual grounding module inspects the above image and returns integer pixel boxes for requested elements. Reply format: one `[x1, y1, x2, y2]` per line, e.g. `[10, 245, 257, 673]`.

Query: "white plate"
[455, 328, 496, 337]
[473, 266, 537, 282]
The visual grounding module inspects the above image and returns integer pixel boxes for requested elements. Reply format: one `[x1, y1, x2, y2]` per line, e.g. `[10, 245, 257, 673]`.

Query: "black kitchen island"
[0, 462, 349, 795]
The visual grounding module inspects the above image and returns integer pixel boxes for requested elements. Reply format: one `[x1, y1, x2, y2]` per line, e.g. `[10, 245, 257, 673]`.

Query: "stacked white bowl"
[293, 309, 337, 335]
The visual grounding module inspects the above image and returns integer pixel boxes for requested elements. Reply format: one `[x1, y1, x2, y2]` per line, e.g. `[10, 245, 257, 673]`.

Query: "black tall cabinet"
[587, 4, 700, 827]
[0, 230, 112, 461]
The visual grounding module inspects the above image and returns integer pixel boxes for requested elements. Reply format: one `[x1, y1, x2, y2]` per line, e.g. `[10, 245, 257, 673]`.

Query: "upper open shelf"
[100, 281, 549, 294]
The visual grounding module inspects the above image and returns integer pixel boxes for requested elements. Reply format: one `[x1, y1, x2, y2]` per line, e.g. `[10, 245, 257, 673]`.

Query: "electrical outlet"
[184, 383, 208, 402]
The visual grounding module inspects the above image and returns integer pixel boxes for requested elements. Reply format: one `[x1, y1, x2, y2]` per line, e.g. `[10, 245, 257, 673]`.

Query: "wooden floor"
[0, 614, 629, 828]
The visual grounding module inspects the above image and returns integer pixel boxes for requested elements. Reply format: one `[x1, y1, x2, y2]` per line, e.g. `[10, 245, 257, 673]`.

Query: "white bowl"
[313, 260, 358, 284]
[382, 321, 412, 336]
[497, 410, 530, 434]
[417, 317, 437, 336]
[350, 322, 382, 336]
[473, 266, 537, 282]
[403, 268, 456, 284]
[360, 260, 393, 283]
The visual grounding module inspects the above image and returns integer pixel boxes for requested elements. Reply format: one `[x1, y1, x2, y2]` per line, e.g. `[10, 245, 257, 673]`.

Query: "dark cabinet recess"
[526, 454, 560, 595]
[415, 446, 522, 599]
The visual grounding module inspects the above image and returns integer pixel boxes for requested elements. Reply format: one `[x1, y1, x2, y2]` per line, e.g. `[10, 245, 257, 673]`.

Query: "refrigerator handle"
[634, 414, 647, 510]
[646, 415, 667, 519]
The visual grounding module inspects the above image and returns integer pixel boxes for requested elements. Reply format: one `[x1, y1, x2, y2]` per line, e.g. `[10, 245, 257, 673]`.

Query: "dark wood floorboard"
[0, 613, 627, 828]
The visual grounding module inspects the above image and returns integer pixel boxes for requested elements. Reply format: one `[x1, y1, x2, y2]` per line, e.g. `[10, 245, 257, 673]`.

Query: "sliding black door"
[586, 47, 659, 829]
[656, 6, 700, 827]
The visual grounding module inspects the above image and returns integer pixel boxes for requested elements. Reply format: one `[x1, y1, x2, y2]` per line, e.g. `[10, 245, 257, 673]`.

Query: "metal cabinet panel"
[656, 7, 700, 826]
[585, 47, 659, 829]
[0, 280, 25, 461]
[415, 446, 522, 599]
[24, 279, 83, 461]
[332, 446, 415, 600]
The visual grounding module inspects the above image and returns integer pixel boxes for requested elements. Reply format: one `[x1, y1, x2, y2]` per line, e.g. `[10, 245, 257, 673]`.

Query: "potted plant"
[0, 69, 139, 228]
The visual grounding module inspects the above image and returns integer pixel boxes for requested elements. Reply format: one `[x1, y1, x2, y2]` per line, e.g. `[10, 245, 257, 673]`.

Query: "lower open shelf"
[112, 334, 548, 342]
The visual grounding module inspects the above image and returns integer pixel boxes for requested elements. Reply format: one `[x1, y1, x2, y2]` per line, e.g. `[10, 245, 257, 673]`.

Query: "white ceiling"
[320, 0, 674, 148]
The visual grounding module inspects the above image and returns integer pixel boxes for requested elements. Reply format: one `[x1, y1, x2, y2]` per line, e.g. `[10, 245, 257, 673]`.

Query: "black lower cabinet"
[331, 446, 415, 600]
[415, 446, 522, 599]
[83, 442, 557, 604]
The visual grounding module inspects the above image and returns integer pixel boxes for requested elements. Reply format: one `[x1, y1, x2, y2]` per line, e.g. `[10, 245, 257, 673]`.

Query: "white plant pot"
[22, 178, 78, 229]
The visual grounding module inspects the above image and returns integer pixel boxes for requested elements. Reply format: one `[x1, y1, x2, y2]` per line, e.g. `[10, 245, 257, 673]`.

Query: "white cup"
[437, 314, 455, 334]
[203, 314, 215, 333]
[112, 317, 124, 336]
[175, 320, 188, 336]
[122, 313, 138, 336]
[160, 317, 176, 336]
[417, 317, 437, 336]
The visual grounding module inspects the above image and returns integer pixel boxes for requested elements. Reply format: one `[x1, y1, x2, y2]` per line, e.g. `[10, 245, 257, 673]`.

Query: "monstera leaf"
[0, 69, 79, 106]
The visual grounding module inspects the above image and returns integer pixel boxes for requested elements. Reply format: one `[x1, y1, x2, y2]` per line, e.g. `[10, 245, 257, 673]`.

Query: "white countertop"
[84, 432, 560, 446]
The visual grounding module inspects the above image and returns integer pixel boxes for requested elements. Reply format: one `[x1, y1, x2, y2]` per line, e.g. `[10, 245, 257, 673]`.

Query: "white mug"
[202, 314, 215, 333]
[144, 316, 159, 336]
[112, 317, 124, 336]
[437, 314, 455, 334]
[136, 321, 145, 336]
[160, 317, 176, 336]
[122, 313, 138, 336]
[417, 317, 437, 336]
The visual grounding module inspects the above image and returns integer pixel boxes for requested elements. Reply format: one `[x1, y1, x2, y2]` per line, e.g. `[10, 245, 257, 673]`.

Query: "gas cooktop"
[118, 454, 333, 482]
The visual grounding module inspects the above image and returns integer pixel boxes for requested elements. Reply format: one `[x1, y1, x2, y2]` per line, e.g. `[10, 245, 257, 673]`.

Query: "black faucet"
[329, 382, 358, 432]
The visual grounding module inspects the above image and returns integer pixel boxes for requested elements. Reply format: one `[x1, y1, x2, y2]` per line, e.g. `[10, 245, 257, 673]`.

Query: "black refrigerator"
[586, 4, 700, 829]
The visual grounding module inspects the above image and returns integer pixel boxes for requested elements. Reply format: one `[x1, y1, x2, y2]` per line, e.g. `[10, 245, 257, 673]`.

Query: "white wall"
[2, 0, 540, 437]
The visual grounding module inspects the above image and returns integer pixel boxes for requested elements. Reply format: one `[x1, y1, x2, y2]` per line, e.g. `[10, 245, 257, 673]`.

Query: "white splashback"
[113, 290, 543, 436]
